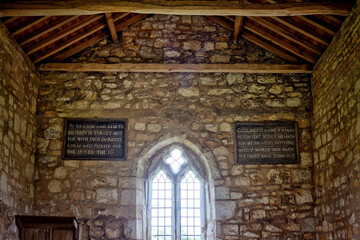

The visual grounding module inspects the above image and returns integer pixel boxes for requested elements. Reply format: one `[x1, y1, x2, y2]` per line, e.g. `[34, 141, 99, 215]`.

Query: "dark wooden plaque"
[235, 121, 299, 164]
[63, 119, 126, 160]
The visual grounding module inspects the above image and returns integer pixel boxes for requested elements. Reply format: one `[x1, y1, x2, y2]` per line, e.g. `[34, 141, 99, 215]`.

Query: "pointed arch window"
[148, 147, 205, 240]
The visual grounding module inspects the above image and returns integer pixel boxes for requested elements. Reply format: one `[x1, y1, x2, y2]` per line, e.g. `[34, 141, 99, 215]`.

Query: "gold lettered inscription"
[63, 119, 126, 160]
[235, 121, 299, 164]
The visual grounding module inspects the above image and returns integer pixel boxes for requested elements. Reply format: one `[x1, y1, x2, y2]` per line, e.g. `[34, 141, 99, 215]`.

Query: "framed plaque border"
[62, 118, 128, 161]
[234, 121, 300, 165]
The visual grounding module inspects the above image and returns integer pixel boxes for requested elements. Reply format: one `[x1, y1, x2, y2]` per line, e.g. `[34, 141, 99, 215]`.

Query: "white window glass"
[180, 171, 202, 240]
[165, 149, 186, 173]
[151, 171, 172, 240]
[149, 149, 204, 240]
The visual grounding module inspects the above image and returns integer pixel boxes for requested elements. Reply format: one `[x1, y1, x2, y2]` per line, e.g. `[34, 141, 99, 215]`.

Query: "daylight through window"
[149, 148, 204, 240]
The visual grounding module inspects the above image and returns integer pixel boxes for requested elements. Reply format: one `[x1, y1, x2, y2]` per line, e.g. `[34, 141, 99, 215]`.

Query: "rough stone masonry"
[0, 2, 359, 240]
[312, 0, 360, 239]
[35, 15, 314, 240]
[0, 22, 40, 239]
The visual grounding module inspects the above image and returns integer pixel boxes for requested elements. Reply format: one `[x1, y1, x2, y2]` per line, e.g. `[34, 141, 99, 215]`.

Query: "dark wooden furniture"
[16, 216, 79, 240]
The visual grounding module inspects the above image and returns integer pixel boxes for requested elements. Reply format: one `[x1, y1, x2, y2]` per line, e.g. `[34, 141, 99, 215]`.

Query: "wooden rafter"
[38, 63, 312, 73]
[241, 31, 299, 63]
[105, 13, 118, 42]
[224, 16, 235, 22]
[33, 14, 148, 62]
[291, 0, 344, 26]
[206, 16, 233, 31]
[0, 0, 348, 65]
[51, 14, 146, 62]
[25, 15, 103, 55]
[113, 12, 132, 22]
[233, 16, 244, 43]
[32, 21, 107, 63]
[244, 22, 316, 63]
[3, 16, 20, 25]
[52, 33, 108, 62]
[271, 16, 329, 46]
[322, 15, 342, 26]
[296, 15, 336, 35]
[116, 14, 149, 31]
[248, 17, 322, 55]
[12, 16, 50, 36]
[19, 16, 79, 46]
[0, 1, 351, 17]
[265, 0, 336, 35]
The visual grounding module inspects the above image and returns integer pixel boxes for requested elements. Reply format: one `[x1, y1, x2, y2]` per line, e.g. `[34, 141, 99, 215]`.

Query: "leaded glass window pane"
[149, 149, 204, 240]
[180, 171, 202, 240]
[151, 171, 172, 240]
[165, 149, 186, 173]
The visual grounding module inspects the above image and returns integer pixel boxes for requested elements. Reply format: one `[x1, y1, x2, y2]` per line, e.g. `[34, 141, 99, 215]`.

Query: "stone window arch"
[145, 145, 210, 240]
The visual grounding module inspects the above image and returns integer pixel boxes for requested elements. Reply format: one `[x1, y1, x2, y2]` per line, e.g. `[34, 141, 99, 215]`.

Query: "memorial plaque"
[63, 119, 126, 160]
[235, 121, 299, 164]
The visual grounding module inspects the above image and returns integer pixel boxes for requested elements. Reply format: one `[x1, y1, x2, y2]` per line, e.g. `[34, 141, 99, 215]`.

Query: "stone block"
[269, 85, 283, 95]
[220, 123, 231, 132]
[267, 169, 291, 184]
[134, 123, 146, 131]
[223, 224, 239, 235]
[215, 186, 230, 200]
[210, 55, 230, 63]
[183, 41, 201, 51]
[216, 201, 236, 220]
[48, 180, 61, 193]
[178, 87, 200, 97]
[148, 124, 161, 133]
[295, 190, 313, 205]
[204, 42, 214, 51]
[226, 73, 244, 85]
[96, 189, 118, 204]
[205, 124, 218, 133]
[252, 209, 266, 219]
[286, 98, 301, 107]
[120, 189, 136, 205]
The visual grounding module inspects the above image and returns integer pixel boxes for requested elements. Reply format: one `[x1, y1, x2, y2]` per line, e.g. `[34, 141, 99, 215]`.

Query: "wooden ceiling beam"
[248, 17, 322, 55]
[224, 16, 235, 22]
[206, 16, 233, 31]
[38, 63, 313, 74]
[19, 16, 79, 46]
[105, 13, 118, 42]
[291, 0, 343, 26]
[12, 16, 51, 36]
[116, 14, 149, 31]
[52, 13, 140, 62]
[296, 15, 336, 35]
[322, 15, 343, 26]
[244, 22, 317, 63]
[0, 1, 351, 17]
[41, 14, 147, 62]
[113, 12, 132, 22]
[3, 16, 20, 25]
[52, 33, 108, 62]
[241, 31, 299, 63]
[26, 14, 103, 55]
[271, 16, 329, 46]
[265, 0, 336, 35]
[233, 16, 244, 43]
[32, 21, 107, 63]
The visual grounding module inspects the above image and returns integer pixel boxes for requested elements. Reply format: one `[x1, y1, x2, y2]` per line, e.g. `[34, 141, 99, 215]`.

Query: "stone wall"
[71, 15, 284, 64]
[35, 16, 314, 239]
[311, 1, 360, 239]
[0, 22, 40, 239]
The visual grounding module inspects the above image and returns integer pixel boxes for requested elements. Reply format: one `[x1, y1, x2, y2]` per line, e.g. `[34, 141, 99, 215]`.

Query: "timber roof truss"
[0, 0, 353, 66]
